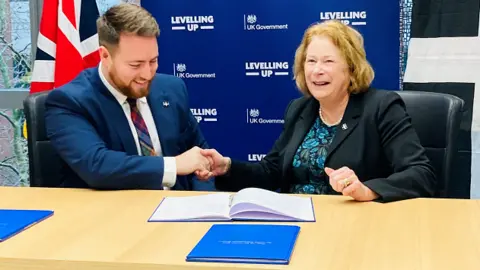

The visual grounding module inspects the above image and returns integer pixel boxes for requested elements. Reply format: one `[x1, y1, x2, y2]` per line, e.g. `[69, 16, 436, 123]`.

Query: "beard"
[108, 69, 152, 99]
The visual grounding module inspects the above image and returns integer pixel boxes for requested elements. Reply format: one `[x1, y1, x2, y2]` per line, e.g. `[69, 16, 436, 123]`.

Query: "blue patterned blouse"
[289, 117, 337, 194]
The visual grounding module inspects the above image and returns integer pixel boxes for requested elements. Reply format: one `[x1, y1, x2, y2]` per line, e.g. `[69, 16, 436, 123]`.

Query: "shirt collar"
[98, 63, 148, 106]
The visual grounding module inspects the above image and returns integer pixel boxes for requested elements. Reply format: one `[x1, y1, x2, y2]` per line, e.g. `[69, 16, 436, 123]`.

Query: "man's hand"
[175, 146, 213, 177]
[195, 149, 230, 180]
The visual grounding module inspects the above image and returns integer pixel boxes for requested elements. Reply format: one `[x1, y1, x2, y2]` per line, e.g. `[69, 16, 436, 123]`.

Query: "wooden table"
[0, 186, 479, 270]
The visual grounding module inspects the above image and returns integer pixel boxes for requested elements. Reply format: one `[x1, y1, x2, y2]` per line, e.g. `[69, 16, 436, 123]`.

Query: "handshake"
[175, 146, 231, 180]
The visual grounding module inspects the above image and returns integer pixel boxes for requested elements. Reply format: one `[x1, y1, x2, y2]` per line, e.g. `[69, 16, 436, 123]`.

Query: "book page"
[230, 188, 314, 221]
[149, 193, 232, 221]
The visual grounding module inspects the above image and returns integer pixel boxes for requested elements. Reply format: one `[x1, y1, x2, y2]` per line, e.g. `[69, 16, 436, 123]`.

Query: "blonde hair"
[293, 20, 374, 95]
[96, 3, 160, 51]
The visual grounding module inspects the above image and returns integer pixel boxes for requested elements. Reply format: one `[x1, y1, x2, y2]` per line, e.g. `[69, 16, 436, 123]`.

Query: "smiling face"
[303, 35, 351, 102]
[100, 33, 159, 99]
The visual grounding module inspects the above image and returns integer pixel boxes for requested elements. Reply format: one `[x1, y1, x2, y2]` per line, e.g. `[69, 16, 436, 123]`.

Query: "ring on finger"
[343, 177, 352, 188]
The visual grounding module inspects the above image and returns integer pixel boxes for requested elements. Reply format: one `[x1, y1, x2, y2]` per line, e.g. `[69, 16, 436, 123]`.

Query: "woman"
[198, 20, 436, 202]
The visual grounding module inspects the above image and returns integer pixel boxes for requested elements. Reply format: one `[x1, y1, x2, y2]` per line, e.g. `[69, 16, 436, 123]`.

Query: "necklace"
[319, 107, 342, 127]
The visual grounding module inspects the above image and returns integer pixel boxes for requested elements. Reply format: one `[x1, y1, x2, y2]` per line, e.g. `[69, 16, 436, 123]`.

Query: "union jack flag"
[30, 0, 100, 93]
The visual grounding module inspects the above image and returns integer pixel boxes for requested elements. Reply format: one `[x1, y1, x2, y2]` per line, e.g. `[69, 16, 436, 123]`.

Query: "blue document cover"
[186, 224, 300, 265]
[0, 209, 54, 242]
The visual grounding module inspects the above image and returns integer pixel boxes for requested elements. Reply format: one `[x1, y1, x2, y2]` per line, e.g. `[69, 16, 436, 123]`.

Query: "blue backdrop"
[141, 0, 400, 162]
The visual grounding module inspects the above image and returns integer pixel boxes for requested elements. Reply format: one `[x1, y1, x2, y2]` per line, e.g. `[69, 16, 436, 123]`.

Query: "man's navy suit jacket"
[44, 67, 215, 191]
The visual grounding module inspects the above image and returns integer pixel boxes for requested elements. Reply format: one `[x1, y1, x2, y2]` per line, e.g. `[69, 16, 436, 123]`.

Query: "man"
[45, 3, 214, 190]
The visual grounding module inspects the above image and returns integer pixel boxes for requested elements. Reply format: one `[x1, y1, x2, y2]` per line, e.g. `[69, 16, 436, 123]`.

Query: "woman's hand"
[325, 166, 379, 201]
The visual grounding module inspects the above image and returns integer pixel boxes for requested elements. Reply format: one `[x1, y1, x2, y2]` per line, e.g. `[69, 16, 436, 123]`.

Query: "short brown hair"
[293, 20, 374, 95]
[96, 3, 160, 50]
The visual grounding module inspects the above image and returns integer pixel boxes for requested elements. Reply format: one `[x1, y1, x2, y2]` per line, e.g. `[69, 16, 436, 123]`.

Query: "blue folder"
[0, 209, 54, 242]
[186, 224, 300, 265]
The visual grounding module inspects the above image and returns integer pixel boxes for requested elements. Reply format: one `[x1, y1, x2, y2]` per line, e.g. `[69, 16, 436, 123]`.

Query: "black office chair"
[23, 91, 63, 187]
[395, 90, 464, 198]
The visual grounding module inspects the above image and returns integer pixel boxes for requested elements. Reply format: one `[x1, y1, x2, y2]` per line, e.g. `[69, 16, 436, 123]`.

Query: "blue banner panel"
[141, 0, 400, 161]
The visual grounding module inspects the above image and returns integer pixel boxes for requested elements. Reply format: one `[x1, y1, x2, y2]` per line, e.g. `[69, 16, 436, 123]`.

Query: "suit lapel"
[148, 90, 188, 190]
[282, 98, 319, 175]
[147, 93, 176, 157]
[91, 69, 138, 155]
[325, 93, 363, 161]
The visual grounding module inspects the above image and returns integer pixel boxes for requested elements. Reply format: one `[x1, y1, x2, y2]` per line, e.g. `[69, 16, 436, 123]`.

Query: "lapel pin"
[163, 101, 169, 107]
[342, 123, 348, 130]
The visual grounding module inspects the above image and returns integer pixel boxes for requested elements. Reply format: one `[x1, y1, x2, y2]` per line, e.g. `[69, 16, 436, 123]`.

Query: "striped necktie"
[127, 98, 156, 156]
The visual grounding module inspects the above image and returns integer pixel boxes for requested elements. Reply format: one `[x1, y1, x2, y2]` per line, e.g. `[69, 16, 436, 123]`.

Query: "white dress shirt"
[98, 66, 176, 189]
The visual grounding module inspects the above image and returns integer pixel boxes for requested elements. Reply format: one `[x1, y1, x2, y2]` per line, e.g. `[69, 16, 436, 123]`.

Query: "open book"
[148, 188, 315, 222]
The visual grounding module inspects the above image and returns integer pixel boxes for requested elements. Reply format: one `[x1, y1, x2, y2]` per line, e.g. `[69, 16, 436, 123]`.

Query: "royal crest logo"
[176, 64, 187, 72]
[246, 108, 284, 124]
[173, 63, 216, 79]
[249, 109, 260, 118]
[244, 14, 288, 31]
